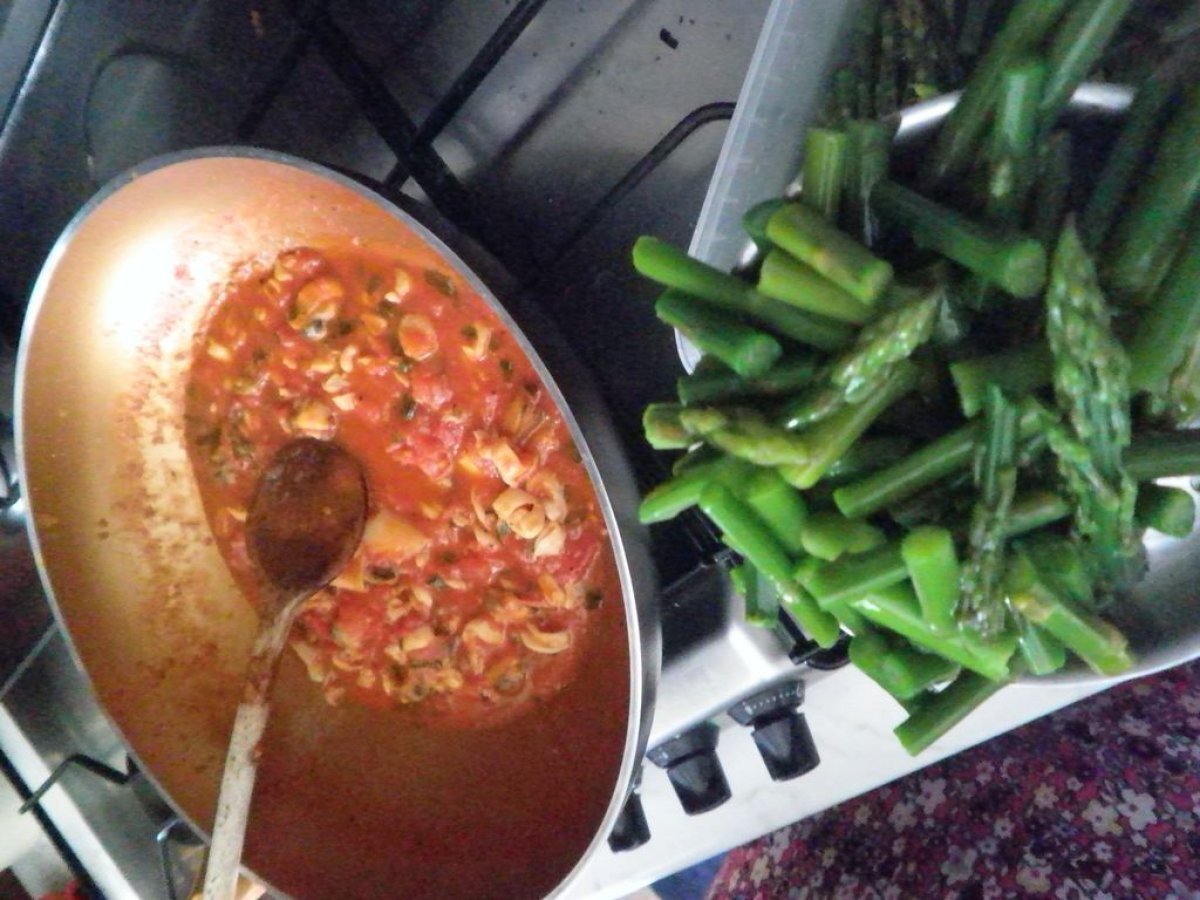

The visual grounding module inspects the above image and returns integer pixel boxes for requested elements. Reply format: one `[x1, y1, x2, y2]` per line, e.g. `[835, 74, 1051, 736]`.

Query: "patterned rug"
[708, 658, 1200, 899]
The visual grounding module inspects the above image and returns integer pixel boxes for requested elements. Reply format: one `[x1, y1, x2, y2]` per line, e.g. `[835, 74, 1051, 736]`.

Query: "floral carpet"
[708, 658, 1200, 899]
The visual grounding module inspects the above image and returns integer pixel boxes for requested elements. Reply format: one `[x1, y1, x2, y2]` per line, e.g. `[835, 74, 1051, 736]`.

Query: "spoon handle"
[202, 592, 304, 900]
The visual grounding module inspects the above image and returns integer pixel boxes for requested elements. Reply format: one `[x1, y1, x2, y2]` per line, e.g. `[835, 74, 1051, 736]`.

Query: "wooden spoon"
[202, 437, 367, 900]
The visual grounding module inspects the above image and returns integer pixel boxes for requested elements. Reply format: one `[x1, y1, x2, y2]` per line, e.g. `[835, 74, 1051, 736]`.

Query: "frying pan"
[16, 148, 660, 899]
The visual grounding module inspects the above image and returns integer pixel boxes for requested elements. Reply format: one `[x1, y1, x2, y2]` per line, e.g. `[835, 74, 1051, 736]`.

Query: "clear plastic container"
[678, 0, 860, 369]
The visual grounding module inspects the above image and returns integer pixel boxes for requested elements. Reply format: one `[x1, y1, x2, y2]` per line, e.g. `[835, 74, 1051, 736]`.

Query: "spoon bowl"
[202, 438, 367, 900]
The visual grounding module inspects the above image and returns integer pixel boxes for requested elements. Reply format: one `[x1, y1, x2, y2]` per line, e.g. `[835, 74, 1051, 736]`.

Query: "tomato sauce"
[185, 244, 618, 727]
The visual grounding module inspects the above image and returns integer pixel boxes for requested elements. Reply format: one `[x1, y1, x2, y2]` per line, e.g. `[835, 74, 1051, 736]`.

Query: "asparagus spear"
[1105, 86, 1200, 302]
[806, 542, 909, 608]
[987, 59, 1047, 228]
[1080, 48, 1192, 249]
[1019, 532, 1094, 607]
[959, 385, 1019, 637]
[1032, 130, 1073, 249]
[1007, 548, 1133, 675]
[677, 355, 818, 406]
[949, 344, 1054, 417]
[1044, 220, 1138, 583]
[743, 198, 788, 253]
[655, 290, 781, 378]
[643, 403, 691, 449]
[745, 467, 809, 556]
[923, 0, 1073, 186]
[852, 582, 1017, 682]
[1012, 611, 1068, 676]
[780, 360, 920, 488]
[894, 669, 1011, 755]
[1038, 0, 1135, 130]
[833, 398, 1044, 519]
[757, 249, 873, 324]
[633, 237, 853, 350]
[850, 627, 959, 702]
[731, 562, 780, 628]
[874, 180, 1047, 298]
[802, 127, 849, 221]
[638, 455, 753, 524]
[671, 442, 720, 475]
[822, 437, 913, 485]
[765, 202, 895, 304]
[678, 406, 811, 467]
[699, 483, 840, 647]
[783, 286, 940, 428]
[901, 525, 961, 635]
[1003, 490, 1072, 537]
[1135, 483, 1195, 537]
[1127, 429, 1200, 480]
[843, 119, 891, 246]
[1128, 217, 1200, 393]
[799, 510, 886, 561]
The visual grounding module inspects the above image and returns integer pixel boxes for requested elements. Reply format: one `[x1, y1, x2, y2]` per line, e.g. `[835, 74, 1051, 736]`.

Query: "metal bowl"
[683, 84, 1200, 687]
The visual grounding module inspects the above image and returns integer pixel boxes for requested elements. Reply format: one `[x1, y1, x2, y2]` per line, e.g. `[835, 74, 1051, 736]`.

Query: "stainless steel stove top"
[0, 2, 844, 895]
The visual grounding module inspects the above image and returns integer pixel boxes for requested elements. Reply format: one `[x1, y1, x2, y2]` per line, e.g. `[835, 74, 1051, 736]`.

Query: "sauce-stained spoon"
[202, 438, 367, 900]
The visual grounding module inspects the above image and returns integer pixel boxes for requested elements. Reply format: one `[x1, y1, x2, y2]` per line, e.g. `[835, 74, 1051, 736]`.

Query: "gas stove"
[0, 2, 1111, 898]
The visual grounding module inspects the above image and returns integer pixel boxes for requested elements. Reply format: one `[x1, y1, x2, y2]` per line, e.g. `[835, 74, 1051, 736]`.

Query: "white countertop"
[566, 665, 1108, 899]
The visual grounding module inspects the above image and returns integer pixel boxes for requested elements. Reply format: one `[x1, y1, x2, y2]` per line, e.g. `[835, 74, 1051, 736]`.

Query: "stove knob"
[751, 710, 819, 780]
[608, 789, 650, 852]
[728, 679, 820, 782]
[780, 614, 852, 669]
[806, 633, 852, 670]
[647, 722, 730, 815]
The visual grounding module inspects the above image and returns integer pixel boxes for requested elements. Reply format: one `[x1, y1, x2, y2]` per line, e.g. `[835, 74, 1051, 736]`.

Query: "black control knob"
[752, 711, 819, 780]
[608, 788, 651, 852]
[647, 722, 730, 815]
[780, 614, 852, 669]
[728, 679, 820, 781]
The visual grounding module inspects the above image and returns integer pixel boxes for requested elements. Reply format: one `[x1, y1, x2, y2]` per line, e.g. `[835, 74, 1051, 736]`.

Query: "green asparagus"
[800, 510, 886, 561]
[1135, 482, 1195, 537]
[850, 627, 960, 702]
[923, 0, 1073, 185]
[699, 482, 840, 647]
[633, 237, 854, 350]
[757, 249, 873, 324]
[802, 127, 849, 221]
[677, 355, 818, 406]
[1007, 548, 1133, 675]
[894, 669, 1012, 756]
[1105, 86, 1200, 302]
[901, 525, 961, 635]
[766, 202, 894, 304]
[874, 180, 1047, 298]
[1128, 216, 1200, 393]
[987, 59, 1046, 228]
[655, 290, 781, 378]
[959, 385, 1019, 637]
[1039, 0, 1135, 129]
[1044, 220, 1138, 582]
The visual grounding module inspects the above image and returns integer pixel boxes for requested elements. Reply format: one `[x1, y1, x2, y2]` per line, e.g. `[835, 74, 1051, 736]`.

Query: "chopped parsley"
[397, 394, 417, 420]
